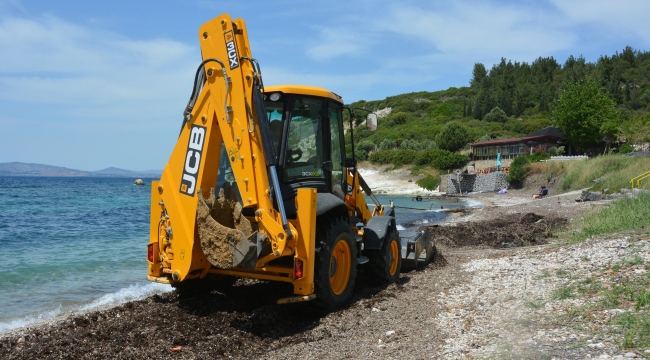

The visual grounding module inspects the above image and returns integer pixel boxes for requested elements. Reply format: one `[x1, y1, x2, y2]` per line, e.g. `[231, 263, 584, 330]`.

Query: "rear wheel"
[367, 229, 401, 284]
[314, 217, 357, 310]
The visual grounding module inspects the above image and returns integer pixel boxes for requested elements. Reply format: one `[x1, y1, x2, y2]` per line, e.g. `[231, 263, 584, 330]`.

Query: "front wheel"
[367, 229, 401, 285]
[314, 218, 357, 310]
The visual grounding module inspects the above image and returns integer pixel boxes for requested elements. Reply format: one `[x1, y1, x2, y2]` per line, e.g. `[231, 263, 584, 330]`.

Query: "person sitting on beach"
[533, 185, 548, 199]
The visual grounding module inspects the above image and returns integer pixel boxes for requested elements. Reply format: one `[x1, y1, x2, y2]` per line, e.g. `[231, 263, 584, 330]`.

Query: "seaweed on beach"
[424, 212, 567, 249]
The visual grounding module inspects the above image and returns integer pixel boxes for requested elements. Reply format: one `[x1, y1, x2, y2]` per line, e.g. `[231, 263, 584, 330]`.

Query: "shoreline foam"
[0, 282, 171, 335]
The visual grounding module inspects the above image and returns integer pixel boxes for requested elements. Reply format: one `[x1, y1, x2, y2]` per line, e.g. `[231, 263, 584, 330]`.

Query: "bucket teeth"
[197, 188, 254, 269]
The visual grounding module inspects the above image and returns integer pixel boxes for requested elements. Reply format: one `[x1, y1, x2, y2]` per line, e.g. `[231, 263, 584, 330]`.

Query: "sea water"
[370, 194, 479, 230]
[0, 177, 170, 333]
[0, 177, 474, 334]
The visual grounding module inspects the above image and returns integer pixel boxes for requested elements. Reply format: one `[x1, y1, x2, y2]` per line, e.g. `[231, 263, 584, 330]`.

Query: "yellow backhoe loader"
[146, 13, 434, 309]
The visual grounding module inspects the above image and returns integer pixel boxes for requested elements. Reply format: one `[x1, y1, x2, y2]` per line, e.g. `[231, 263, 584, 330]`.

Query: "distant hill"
[92, 167, 161, 176]
[0, 162, 161, 177]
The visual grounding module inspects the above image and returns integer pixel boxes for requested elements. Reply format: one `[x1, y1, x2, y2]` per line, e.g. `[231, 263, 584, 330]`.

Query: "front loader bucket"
[400, 230, 434, 269]
[196, 188, 258, 269]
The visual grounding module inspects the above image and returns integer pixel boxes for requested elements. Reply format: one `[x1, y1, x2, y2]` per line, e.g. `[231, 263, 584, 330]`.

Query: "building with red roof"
[470, 127, 566, 161]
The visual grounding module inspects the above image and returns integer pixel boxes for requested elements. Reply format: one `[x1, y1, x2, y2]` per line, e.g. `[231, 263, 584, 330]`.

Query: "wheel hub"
[329, 257, 338, 277]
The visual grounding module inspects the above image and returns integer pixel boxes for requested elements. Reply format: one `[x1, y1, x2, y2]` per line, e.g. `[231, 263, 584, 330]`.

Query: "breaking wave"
[0, 282, 171, 335]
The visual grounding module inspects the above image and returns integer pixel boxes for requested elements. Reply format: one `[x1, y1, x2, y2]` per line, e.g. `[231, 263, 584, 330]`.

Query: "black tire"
[171, 274, 236, 294]
[314, 217, 357, 310]
[367, 229, 401, 284]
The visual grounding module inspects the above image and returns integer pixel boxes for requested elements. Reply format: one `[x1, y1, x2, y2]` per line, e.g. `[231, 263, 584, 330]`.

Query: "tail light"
[147, 243, 155, 263]
[294, 259, 304, 279]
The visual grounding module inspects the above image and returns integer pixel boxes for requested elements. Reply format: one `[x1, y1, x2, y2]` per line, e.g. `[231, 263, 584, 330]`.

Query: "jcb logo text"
[180, 125, 206, 196]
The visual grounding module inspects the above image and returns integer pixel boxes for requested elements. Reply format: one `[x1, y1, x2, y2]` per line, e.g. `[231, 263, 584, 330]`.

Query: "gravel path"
[3, 193, 649, 359]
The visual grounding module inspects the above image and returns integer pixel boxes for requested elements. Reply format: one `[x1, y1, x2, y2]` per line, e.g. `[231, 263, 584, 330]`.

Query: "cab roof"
[264, 85, 343, 104]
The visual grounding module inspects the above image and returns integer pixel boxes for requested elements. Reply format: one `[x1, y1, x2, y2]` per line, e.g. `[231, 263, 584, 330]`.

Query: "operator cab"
[263, 85, 347, 214]
[216, 85, 374, 219]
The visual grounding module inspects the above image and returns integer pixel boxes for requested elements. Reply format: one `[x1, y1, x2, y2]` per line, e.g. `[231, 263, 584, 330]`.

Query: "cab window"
[283, 97, 326, 182]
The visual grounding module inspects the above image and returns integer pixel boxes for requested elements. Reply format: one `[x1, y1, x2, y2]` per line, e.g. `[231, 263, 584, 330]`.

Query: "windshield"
[283, 97, 326, 182]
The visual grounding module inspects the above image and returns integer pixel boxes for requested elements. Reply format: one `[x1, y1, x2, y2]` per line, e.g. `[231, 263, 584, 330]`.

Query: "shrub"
[400, 139, 433, 150]
[528, 152, 551, 162]
[368, 150, 393, 164]
[547, 146, 557, 155]
[379, 139, 397, 150]
[431, 151, 467, 170]
[415, 150, 433, 166]
[357, 140, 375, 153]
[392, 112, 408, 124]
[354, 128, 373, 140]
[506, 156, 530, 183]
[618, 143, 634, 154]
[414, 148, 466, 169]
[355, 149, 368, 161]
[416, 175, 440, 190]
[392, 149, 417, 166]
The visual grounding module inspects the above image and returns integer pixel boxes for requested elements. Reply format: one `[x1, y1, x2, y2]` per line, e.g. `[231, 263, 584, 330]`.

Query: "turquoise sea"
[0, 176, 474, 333]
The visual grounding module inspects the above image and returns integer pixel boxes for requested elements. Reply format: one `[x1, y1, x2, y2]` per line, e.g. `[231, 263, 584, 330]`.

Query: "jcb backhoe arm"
[149, 14, 299, 282]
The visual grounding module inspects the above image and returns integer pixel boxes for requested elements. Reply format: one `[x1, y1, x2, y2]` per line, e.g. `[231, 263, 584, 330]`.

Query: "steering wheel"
[288, 148, 303, 162]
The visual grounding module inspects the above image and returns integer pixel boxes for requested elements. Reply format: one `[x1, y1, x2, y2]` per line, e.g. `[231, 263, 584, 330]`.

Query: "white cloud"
[306, 26, 368, 61]
[0, 13, 202, 169]
[549, 0, 650, 46]
[382, 2, 576, 62]
[0, 15, 196, 121]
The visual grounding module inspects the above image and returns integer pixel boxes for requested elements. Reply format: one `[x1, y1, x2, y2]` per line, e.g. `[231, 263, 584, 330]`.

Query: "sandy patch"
[358, 167, 439, 196]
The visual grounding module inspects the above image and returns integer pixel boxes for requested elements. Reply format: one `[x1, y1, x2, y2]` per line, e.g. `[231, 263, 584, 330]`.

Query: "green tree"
[622, 112, 650, 148]
[470, 63, 487, 87]
[392, 112, 408, 124]
[435, 122, 469, 152]
[552, 77, 619, 151]
[483, 106, 509, 122]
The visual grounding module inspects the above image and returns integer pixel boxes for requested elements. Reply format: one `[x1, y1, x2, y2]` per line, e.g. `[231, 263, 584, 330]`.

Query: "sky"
[1, 0, 649, 171]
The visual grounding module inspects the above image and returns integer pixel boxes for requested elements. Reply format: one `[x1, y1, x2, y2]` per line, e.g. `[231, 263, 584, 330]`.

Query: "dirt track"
[0, 207, 575, 359]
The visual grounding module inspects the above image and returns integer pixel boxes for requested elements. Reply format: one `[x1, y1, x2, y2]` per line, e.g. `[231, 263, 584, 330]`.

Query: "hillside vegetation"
[522, 154, 650, 193]
[346, 46, 650, 175]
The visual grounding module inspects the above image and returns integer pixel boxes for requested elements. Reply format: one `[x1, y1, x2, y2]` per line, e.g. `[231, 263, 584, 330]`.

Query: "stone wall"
[445, 173, 509, 194]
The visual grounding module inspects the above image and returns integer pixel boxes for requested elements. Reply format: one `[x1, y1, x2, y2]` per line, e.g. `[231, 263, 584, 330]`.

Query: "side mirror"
[366, 113, 378, 131]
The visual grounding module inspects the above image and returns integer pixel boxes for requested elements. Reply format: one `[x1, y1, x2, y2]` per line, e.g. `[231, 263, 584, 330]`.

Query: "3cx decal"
[180, 125, 206, 196]
[224, 30, 239, 70]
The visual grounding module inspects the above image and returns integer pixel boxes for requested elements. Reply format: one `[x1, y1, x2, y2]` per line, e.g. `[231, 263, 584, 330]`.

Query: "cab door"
[327, 101, 346, 200]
